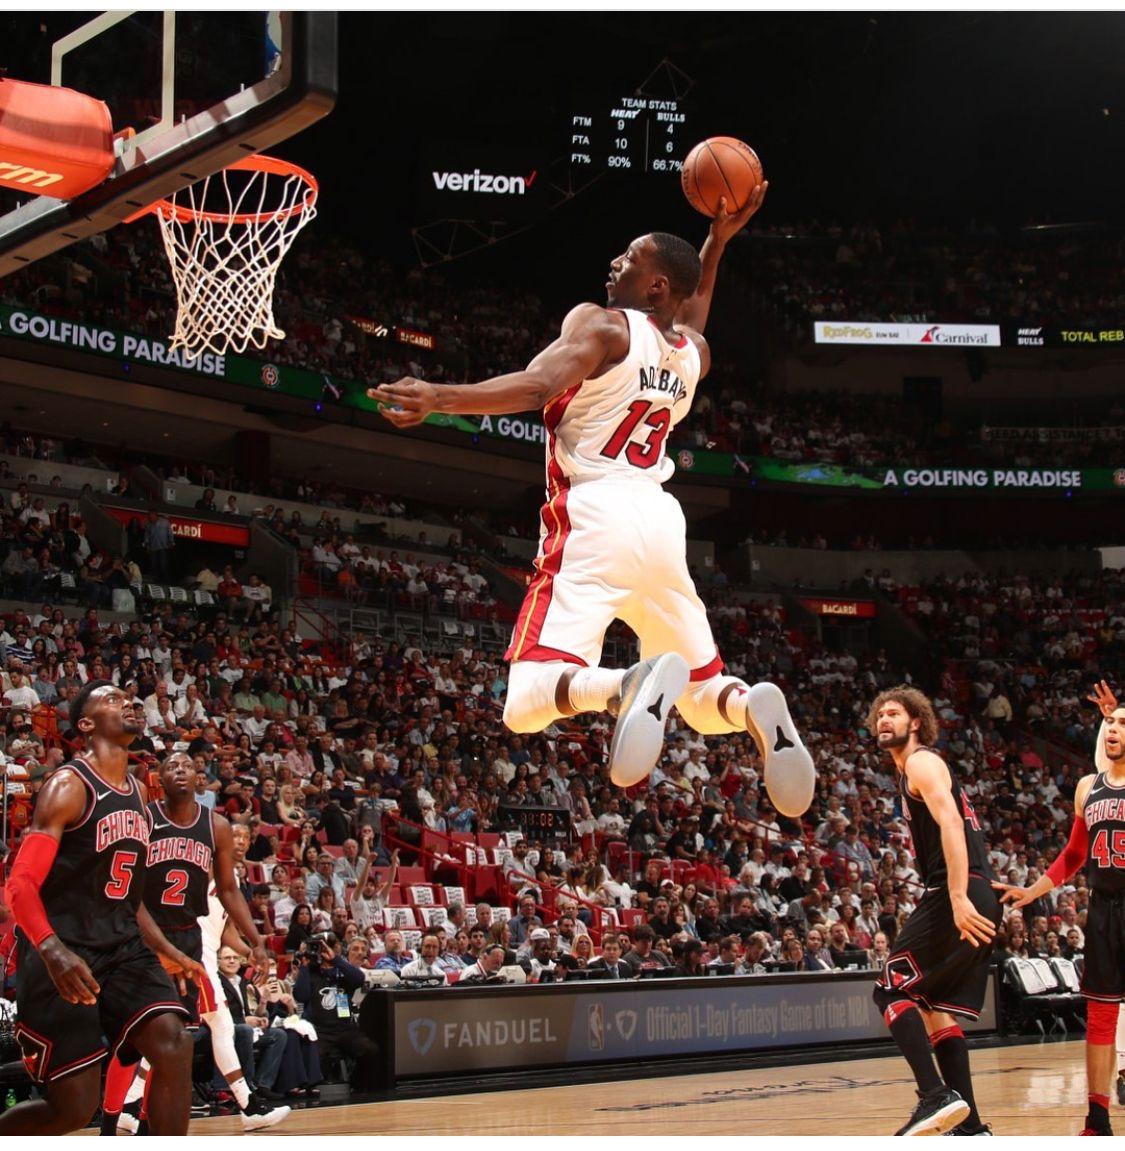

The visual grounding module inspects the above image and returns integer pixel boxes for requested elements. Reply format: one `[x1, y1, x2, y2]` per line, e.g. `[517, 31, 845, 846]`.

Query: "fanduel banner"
[386, 972, 997, 1078]
[813, 321, 1001, 347]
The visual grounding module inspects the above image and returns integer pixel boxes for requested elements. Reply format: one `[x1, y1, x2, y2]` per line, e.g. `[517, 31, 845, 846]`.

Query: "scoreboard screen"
[569, 94, 690, 175]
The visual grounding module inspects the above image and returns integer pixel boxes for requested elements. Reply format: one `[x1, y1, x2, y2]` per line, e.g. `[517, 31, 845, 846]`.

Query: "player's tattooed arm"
[10, 770, 101, 1004]
[368, 304, 629, 424]
[907, 749, 996, 948]
[675, 182, 768, 338]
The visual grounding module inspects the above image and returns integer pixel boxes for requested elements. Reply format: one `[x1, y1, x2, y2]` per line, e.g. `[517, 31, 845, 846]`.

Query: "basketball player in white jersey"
[369, 188, 814, 817]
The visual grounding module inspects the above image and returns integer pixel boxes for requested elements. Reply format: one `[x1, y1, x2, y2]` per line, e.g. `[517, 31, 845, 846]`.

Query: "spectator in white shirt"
[2, 672, 39, 711]
[399, 934, 444, 979]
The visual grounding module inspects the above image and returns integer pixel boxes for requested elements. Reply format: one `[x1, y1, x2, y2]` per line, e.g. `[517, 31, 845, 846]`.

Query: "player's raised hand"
[39, 937, 100, 1005]
[951, 895, 996, 948]
[366, 378, 438, 428]
[991, 880, 1035, 910]
[709, 182, 769, 244]
[1087, 679, 1118, 718]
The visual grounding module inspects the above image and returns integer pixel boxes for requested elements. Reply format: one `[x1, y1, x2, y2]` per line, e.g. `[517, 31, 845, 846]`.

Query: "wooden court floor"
[91, 1039, 1099, 1137]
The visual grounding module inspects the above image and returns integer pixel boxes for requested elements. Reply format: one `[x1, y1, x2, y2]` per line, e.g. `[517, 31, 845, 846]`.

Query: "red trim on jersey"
[112, 1001, 191, 1059]
[197, 971, 219, 1016]
[689, 652, 725, 682]
[510, 644, 587, 667]
[76, 754, 134, 797]
[505, 384, 581, 662]
[647, 314, 688, 349]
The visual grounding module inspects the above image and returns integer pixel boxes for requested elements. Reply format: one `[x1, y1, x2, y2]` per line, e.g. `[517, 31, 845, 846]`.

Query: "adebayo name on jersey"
[638, 365, 688, 403]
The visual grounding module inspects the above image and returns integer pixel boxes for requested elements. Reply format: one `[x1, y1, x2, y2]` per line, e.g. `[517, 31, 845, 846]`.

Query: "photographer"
[292, 933, 376, 1085]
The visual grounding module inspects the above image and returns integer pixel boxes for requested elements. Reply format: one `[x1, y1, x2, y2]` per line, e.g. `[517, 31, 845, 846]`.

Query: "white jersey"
[199, 878, 227, 954]
[545, 308, 700, 490]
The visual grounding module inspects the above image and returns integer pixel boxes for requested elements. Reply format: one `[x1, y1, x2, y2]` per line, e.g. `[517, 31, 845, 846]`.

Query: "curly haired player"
[868, 686, 1000, 1136]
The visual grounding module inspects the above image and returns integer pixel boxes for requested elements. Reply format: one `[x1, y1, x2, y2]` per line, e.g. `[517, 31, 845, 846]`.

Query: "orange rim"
[131, 154, 318, 226]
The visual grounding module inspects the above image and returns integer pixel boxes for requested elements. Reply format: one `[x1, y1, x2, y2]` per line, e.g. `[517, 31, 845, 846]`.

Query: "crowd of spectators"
[897, 567, 1125, 755]
[5, 224, 1123, 478]
[0, 545, 1115, 1082]
[752, 218, 1125, 334]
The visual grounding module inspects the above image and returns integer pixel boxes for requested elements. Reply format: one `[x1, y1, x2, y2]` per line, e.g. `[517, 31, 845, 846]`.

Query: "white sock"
[567, 667, 626, 713]
[230, 1075, 251, 1109]
[124, 1061, 149, 1106]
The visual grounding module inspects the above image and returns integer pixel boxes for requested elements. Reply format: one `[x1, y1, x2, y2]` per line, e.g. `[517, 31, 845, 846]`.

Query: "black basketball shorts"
[14, 932, 190, 1085]
[1081, 889, 1125, 1003]
[876, 874, 1001, 1020]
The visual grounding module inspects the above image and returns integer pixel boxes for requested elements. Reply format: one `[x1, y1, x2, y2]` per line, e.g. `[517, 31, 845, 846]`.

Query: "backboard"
[0, 11, 336, 277]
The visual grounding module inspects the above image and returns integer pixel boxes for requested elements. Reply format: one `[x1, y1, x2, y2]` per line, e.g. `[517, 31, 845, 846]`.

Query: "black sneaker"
[946, 1122, 993, 1136]
[1117, 1074, 1125, 1108]
[240, 1092, 291, 1132]
[895, 1087, 970, 1136]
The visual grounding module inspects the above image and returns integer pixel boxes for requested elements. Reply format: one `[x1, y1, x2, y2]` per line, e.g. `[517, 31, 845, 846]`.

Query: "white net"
[152, 157, 317, 357]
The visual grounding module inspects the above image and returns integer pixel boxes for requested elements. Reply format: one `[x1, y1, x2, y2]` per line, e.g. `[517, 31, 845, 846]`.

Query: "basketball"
[681, 136, 764, 217]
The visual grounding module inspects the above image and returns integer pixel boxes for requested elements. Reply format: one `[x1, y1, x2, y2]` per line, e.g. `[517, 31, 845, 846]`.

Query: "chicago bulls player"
[0, 682, 201, 1135]
[369, 189, 814, 819]
[868, 686, 1000, 1136]
[101, 751, 289, 1134]
[997, 681, 1125, 1136]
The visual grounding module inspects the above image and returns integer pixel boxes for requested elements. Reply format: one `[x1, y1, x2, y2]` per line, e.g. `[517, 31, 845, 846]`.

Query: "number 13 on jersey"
[600, 400, 672, 469]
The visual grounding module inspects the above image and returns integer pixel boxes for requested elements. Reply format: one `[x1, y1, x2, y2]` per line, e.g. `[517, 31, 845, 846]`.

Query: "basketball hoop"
[133, 154, 318, 357]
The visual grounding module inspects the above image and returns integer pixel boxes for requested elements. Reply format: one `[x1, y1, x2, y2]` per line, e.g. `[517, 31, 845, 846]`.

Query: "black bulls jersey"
[144, 801, 215, 929]
[1083, 772, 1125, 895]
[901, 751, 994, 888]
[38, 757, 150, 950]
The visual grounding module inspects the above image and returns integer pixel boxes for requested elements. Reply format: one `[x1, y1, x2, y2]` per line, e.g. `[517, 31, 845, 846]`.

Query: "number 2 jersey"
[546, 307, 701, 492]
[1083, 771, 1125, 895]
[36, 756, 151, 950]
[143, 800, 215, 928]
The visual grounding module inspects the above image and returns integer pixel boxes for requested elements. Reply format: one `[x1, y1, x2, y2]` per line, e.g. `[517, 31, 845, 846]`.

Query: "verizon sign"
[431, 168, 536, 195]
[813, 321, 1000, 347]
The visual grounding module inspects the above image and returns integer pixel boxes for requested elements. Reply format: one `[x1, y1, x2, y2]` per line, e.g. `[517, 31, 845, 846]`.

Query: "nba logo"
[587, 1003, 605, 1051]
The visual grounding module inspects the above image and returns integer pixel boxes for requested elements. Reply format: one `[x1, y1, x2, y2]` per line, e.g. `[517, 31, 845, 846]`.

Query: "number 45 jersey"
[506, 308, 721, 675]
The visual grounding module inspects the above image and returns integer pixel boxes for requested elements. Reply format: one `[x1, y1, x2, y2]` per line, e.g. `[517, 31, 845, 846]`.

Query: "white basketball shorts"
[505, 478, 722, 679]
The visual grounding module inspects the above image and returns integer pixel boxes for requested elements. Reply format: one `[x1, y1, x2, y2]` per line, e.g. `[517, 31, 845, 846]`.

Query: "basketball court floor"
[75, 1040, 1093, 1137]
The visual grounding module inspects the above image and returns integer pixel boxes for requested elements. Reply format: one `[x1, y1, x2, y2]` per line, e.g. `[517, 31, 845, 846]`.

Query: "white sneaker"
[607, 653, 689, 787]
[745, 682, 815, 817]
[116, 1110, 139, 1135]
[240, 1099, 291, 1132]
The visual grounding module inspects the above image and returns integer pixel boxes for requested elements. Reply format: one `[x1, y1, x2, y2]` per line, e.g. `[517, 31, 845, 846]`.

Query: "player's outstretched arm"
[5, 770, 101, 1004]
[995, 772, 1096, 908]
[367, 304, 628, 426]
[675, 183, 768, 336]
[908, 749, 996, 948]
[212, 812, 268, 973]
